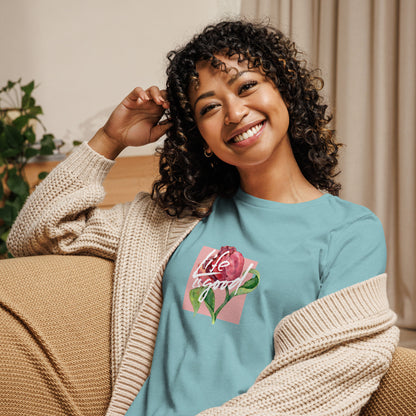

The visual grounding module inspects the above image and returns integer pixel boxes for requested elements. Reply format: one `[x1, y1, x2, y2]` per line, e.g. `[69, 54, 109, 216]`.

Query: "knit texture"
[196, 274, 399, 416]
[7, 143, 399, 416]
[107, 274, 398, 416]
[0, 255, 113, 416]
[7, 143, 200, 385]
[109, 192, 198, 383]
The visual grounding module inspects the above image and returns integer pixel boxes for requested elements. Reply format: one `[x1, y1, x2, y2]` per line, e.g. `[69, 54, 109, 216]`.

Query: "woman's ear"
[203, 145, 213, 158]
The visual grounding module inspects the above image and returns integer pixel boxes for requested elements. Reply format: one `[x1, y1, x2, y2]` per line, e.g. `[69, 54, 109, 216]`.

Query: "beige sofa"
[0, 255, 415, 415]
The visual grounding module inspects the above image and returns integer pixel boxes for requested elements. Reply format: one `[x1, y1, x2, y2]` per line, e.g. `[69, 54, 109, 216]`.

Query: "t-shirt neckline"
[234, 187, 332, 209]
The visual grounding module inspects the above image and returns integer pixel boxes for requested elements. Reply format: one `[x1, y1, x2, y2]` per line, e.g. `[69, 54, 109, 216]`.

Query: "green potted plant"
[0, 79, 57, 257]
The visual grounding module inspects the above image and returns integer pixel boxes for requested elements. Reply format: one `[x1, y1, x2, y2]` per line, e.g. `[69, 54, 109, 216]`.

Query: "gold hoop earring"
[204, 149, 213, 158]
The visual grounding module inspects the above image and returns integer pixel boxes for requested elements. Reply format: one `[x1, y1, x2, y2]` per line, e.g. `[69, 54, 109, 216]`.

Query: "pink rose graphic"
[198, 246, 244, 282]
[190, 245, 261, 324]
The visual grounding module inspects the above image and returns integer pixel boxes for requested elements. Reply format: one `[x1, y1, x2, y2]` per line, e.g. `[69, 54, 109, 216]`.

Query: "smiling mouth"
[228, 121, 265, 144]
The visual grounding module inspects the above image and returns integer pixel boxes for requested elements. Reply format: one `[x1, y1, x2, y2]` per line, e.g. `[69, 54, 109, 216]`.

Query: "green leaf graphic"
[204, 288, 216, 324]
[189, 287, 205, 316]
[235, 269, 260, 296]
[190, 287, 217, 324]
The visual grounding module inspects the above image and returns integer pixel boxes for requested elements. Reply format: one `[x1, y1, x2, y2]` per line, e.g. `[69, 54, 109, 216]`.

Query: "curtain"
[240, 0, 416, 328]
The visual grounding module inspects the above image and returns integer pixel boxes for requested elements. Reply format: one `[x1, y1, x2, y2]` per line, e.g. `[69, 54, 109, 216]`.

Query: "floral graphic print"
[186, 246, 260, 324]
[197, 246, 244, 282]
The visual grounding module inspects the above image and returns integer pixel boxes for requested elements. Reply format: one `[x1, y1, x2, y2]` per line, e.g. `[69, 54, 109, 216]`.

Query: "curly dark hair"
[151, 20, 342, 218]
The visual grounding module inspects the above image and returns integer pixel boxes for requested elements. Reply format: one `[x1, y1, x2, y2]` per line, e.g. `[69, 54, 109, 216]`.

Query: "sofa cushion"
[0, 255, 114, 416]
[360, 346, 416, 415]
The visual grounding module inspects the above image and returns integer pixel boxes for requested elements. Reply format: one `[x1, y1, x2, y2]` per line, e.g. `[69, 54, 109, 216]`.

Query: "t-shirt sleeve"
[318, 212, 387, 298]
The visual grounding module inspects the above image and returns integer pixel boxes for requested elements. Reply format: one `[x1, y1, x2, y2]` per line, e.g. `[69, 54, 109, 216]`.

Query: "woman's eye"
[200, 103, 219, 116]
[239, 81, 258, 94]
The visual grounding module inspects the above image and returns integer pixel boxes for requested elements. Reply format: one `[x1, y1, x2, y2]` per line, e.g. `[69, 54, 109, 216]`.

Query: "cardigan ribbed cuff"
[273, 273, 395, 355]
[58, 142, 115, 184]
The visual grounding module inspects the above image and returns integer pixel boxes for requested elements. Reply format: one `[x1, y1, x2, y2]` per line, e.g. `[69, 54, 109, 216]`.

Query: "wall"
[0, 0, 241, 156]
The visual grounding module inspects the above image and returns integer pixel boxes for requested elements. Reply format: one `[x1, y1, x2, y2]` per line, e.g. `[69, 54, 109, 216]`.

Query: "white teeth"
[231, 123, 263, 143]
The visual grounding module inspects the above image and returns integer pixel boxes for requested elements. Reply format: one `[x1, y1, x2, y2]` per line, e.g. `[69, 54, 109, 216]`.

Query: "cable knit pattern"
[8, 143, 399, 416]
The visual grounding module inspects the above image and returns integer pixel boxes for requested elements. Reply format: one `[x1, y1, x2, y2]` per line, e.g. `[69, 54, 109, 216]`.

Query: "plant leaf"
[21, 80, 35, 97]
[38, 171, 48, 180]
[12, 115, 29, 131]
[0, 223, 11, 256]
[2, 148, 20, 158]
[0, 206, 17, 227]
[5, 197, 25, 212]
[25, 147, 39, 159]
[21, 80, 36, 109]
[1, 228, 10, 243]
[0, 239, 7, 255]
[6, 173, 29, 198]
[40, 134, 55, 155]
[4, 124, 24, 147]
[22, 95, 36, 109]
[1, 80, 17, 93]
[28, 105, 43, 117]
[24, 126, 36, 144]
[0, 131, 7, 151]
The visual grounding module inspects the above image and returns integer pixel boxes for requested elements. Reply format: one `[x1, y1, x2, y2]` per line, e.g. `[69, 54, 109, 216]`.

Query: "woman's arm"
[7, 86, 171, 259]
[197, 274, 399, 416]
[7, 142, 127, 259]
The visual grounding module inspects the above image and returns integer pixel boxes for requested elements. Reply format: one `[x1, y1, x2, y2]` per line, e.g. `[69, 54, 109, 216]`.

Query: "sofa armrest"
[0, 255, 114, 416]
[360, 346, 416, 415]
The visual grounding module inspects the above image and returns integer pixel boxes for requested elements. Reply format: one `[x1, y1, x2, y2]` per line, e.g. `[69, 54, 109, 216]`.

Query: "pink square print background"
[182, 246, 258, 324]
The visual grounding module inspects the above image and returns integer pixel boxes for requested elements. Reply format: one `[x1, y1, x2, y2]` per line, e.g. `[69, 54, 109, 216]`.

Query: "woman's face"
[188, 55, 290, 172]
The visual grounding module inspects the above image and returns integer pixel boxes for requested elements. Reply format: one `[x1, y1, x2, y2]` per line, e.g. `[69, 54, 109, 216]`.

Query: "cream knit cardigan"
[8, 143, 399, 416]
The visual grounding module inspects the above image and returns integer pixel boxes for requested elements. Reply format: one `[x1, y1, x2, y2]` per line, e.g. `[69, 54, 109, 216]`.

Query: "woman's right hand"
[89, 86, 172, 159]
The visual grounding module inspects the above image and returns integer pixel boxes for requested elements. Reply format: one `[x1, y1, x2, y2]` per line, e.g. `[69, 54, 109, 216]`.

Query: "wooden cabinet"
[24, 155, 159, 208]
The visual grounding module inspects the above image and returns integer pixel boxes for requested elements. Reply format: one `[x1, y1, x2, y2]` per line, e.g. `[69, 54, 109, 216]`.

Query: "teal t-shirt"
[125, 190, 386, 416]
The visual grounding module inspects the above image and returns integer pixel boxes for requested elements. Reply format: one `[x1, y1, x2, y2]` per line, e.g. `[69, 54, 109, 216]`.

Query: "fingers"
[128, 86, 169, 109]
[147, 86, 169, 108]
[149, 120, 173, 143]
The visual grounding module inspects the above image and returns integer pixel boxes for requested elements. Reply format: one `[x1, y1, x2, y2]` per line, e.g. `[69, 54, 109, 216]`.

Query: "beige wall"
[0, 0, 241, 156]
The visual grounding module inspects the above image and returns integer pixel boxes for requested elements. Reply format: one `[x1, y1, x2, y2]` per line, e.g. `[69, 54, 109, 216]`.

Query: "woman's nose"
[224, 97, 248, 125]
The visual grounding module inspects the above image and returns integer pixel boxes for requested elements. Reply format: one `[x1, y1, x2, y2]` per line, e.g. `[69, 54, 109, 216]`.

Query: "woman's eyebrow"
[227, 70, 250, 85]
[193, 70, 252, 110]
[193, 91, 215, 110]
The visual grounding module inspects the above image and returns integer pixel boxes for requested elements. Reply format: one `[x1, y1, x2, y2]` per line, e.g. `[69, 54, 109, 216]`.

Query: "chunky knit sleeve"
[7, 142, 129, 260]
[197, 274, 399, 416]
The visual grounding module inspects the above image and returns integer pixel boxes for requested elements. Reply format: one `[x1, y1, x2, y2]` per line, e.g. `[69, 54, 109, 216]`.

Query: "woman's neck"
[238, 141, 323, 204]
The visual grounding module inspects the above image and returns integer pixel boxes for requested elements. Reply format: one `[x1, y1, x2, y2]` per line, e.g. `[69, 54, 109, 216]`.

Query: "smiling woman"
[5, 19, 398, 416]
[188, 56, 316, 201]
[190, 58, 290, 158]
[153, 20, 341, 217]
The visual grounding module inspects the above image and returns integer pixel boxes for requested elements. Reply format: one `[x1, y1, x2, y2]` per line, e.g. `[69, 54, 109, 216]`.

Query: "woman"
[7, 20, 398, 415]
